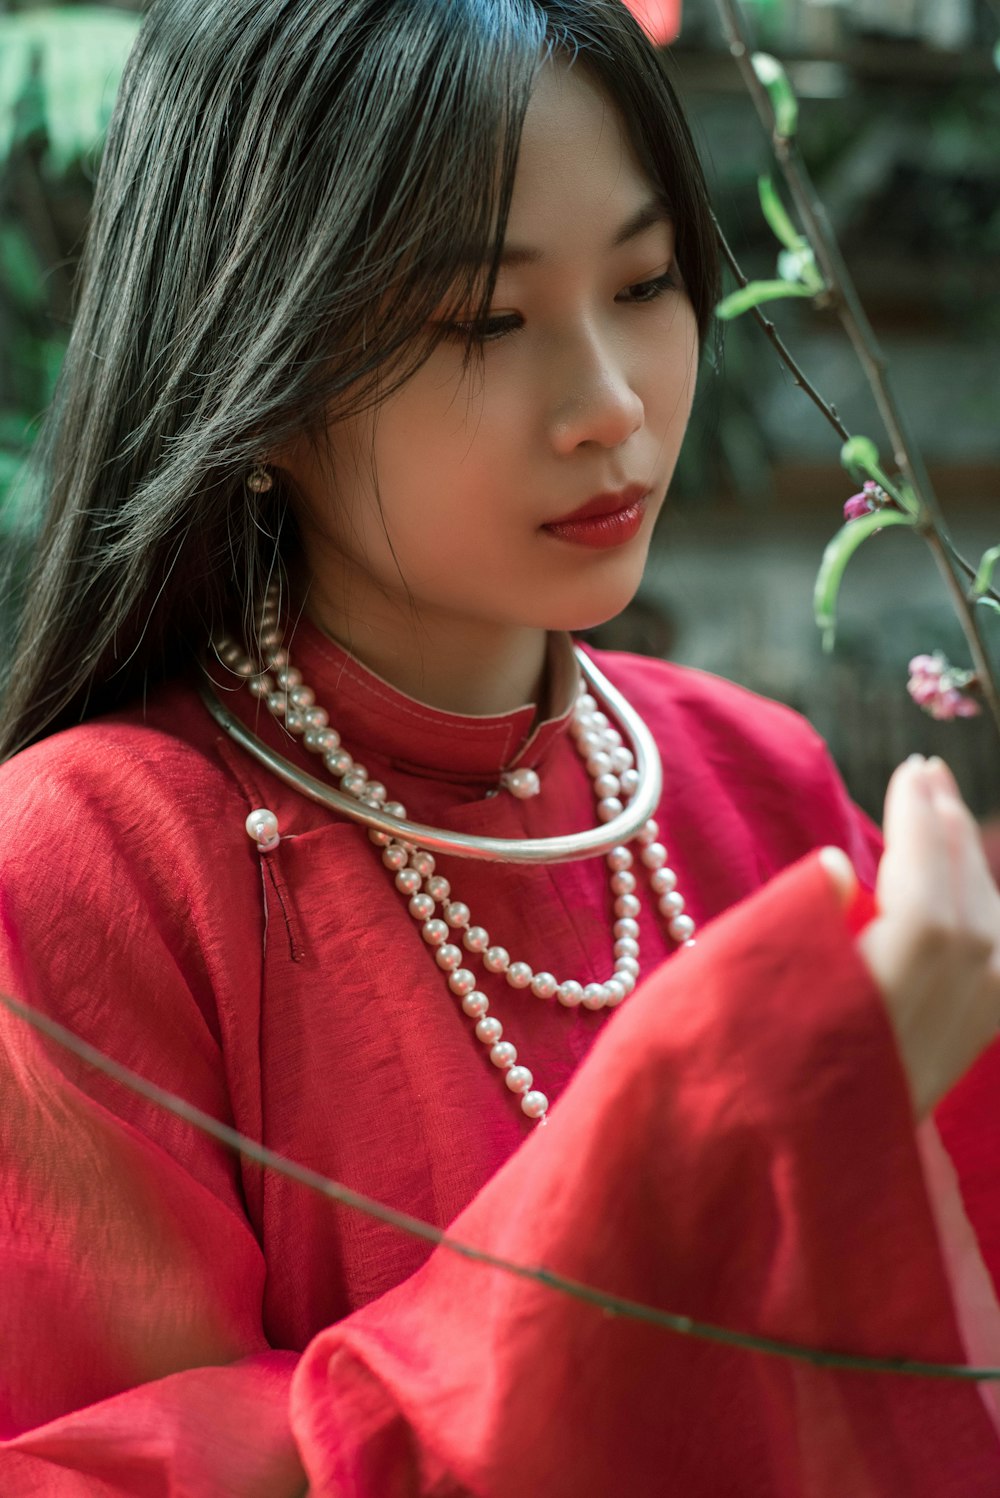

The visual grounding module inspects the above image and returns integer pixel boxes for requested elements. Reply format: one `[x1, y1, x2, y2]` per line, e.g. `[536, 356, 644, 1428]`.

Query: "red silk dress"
[1, 626, 998, 1494]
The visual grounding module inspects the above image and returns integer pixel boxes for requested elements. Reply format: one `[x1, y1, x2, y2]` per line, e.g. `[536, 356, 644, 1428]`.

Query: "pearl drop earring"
[247, 463, 274, 494]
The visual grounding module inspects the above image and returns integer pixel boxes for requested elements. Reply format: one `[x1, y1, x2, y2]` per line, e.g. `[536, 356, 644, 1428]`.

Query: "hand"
[821, 756, 1000, 1119]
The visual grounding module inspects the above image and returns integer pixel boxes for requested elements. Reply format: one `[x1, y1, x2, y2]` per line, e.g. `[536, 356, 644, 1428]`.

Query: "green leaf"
[977, 597, 1000, 616]
[758, 175, 802, 253]
[972, 544, 1000, 599]
[752, 52, 799, 139]
[814, 510, 916, 651]
[715, 279, 814, 321]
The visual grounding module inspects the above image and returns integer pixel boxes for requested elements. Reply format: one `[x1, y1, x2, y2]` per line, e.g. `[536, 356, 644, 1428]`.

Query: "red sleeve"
[3, 819, 997, 1497]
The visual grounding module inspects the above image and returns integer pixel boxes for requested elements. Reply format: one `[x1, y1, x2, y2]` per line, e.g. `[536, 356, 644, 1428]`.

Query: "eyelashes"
[440, 269, 682, 345]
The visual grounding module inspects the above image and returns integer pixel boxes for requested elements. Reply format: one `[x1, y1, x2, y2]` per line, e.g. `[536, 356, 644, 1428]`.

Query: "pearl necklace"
[212, 598, 697, 1124]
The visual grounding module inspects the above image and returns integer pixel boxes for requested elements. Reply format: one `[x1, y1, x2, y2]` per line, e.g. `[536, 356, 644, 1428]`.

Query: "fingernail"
[905, 753, 926, 767]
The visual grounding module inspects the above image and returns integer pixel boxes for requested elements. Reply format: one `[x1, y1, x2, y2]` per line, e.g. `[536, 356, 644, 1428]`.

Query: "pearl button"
[245, 808, 280, 852]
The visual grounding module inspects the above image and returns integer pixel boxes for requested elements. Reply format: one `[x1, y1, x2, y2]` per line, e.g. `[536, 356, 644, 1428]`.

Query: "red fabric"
[1, 630, 995, 1493]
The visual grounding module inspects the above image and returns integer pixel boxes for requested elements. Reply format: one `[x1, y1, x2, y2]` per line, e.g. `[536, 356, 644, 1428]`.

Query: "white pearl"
[606, 846, 633, 872]
[409, 850, 436, 878]
[285, 709, 306, 734]
[593, 773, 621, 800]
[384, 801, 407, 820]
[586, 752, 613, 777]
[268, 647, 289, 670]
[422, 918, 449, 946]
[435, 944, 463, 971]
[582, 983, 608, 1010]
[502, 767, 540, 799]
[521, 1090, 549, 1119]
[614, 917, 639, 940]
[619, 769, 640, 798]
[448, 969, 477, 996]
[576, 693, 597, 714]
[463, 926, 490, 953]
[245, 808, 280, 850]
[597, 797, 624, 823]
[590, 711, 609, 731]
[616, 955, 640, 977]
[476, 1016, 503, 1045]
[266, 692, 286, 716]
[650, 867, 678, 895]
[363, 781, 387, 804]
[614, 894, 640, 919]
[274, 666, 302, 689]
[302, 706, 329, 728]
[658, 892, 685, 919]
[408, 893, 435, 921]
[557, 980, 584, 1008]
[530, 971, 558, 999]
[504, 1065, 533, 1094]
[382, 844, 408, 871]
[490, 1041, 518, 1069]
[444, 901, 470, 928]
[641, 842, 667, 870]
[248, 675, 272, 698]
[614, 937, 639, 958]
[610, 746, 635, 773]
[669, 915, 696, 943]
[578, 730, 604, 755]
[484, 945, 510, 974]
[395, 868, 422, 896]
[638, 819, 659, 845]
[324, 748, 353, 776]
[341, 771, 368, 797]
[604, 978, 627, 1006]
[616, 971, 637, 994]
[368, 828, 392, 847]
[462, 992, 489, 1018]
[506, 961, 533, 989]
[302, 728, 327, 752]
[603, 728, 623, 748]
[288, 685, 315, 709]
[426, 875, 451, 903]
[610, 870, 636, 896]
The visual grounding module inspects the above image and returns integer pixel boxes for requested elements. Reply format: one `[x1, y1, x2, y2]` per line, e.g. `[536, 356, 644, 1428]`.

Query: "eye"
[439, 313, 522, 345]
[619, 269, 681, 304]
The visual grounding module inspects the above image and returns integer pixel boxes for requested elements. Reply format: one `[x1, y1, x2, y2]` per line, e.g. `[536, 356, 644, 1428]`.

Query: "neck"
[300, 571, 550, 718]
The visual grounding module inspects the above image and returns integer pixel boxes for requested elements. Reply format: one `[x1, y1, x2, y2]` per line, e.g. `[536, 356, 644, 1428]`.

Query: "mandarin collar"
[279, 614, 581, 783]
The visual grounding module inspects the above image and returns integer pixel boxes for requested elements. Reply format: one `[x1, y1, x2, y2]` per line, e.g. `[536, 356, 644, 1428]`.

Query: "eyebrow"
[473, 198, 674, 269]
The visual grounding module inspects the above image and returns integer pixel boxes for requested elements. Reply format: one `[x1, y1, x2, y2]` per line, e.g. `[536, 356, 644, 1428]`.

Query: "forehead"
[504, 59, 666, 248]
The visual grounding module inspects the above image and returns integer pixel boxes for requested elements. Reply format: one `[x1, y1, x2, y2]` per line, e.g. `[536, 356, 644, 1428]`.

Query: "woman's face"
[278, 58, 699, 649]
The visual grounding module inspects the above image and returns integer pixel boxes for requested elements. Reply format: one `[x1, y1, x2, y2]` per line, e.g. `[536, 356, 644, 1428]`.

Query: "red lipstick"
[541, 485, 650, 549]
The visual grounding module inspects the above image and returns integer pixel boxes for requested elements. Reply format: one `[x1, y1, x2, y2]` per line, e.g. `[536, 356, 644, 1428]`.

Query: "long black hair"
[0, 0, 719, 758]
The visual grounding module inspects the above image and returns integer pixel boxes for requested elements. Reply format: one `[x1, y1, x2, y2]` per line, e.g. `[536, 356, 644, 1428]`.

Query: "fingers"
[818, 845, 857, 909]
[878, 755, 954, 926]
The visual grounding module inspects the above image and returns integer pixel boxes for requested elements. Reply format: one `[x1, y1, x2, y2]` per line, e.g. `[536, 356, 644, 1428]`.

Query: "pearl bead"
[409, 850, 436, 878]
[606, 846, 633, 872]
[593, 773, 621, 800]
[619, 768, 640, 797]
[476, 1016, 503, 1045]
[341, 771, 368, 798]
[603, 728, 623, 747]
[504, 1065, 533, 1094]
[426, 875, 451, 903]
[582, 983, 607, 1010]
[576, 693, 597, 714]
[483, 945, 510, 974]
[382, 844, 409, 871]
[369, 828, 392, 847]
[302, 706, 329, 728]
[590, 711, 609, 731]
[462, 992, 489, 1018]
[610, 870, 636, 896]
[669, 915, 696, 943]
[490, 1041, 517, 1069]
[502, 767, 540, 799]
[302, 728, 328, 752]
[557, 980, 584, 1008]
[597, 797, 624, 822]
[506, 961, 533, 989]
[395, 868, 422, 896]
[638, 819, 659, 845]
[650, 867, 677, 895]
[268, 647, 289, 670]
[408, 893, 435, 921]
[248, 675, 272, 698]
[614, 936, 639, 958]
[463, 926, 490, 953]
[614, 917, 639, 940]
[274, 666, 302, 689]
[610, 746, 635, 773]
[586, 751, 613, 777]
[422, 919, 449, 946]
[445, 901, 471, 928]
[435, 943, 463, 971]
[614, 894, 640, 919]
[288, 685, 315, 709]
[285, 709, 305, 734]
[658, 892, 685, 919]
[384, 802, 407, 820]
[324, 748, 353, 776]
[604, 978, 627, 1006]
[521, 1090, 549, 1119]
[616, 971, 637, 994]
[245, 808, 280, 851]
[530, 971, 558, 999]
[578, 730, 604, 755]
[641, 842, 667, 870]
[363, 781, 387, 804]
[448, 969, 477, 996]
[266, 692, 286, 716]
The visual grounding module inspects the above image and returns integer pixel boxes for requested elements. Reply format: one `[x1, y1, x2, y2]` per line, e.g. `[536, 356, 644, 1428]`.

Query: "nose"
[546, 322, 644, 454]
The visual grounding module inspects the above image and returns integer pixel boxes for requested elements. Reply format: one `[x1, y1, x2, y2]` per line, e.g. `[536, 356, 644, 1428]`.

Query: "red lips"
[544, 484, 650, 527]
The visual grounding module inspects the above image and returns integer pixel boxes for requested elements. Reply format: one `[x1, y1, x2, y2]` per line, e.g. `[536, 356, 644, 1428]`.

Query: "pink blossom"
[843, 481, 884, 523]
[906, 652, 981, 721]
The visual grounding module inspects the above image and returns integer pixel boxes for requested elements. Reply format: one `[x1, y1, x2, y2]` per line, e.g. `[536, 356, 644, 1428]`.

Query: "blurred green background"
[1, 0, 998, 816]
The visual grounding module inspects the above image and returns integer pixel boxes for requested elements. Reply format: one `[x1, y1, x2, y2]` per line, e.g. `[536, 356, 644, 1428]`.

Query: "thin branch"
[714, 0, 1000, 739]
[4, 987, 1000, 1382]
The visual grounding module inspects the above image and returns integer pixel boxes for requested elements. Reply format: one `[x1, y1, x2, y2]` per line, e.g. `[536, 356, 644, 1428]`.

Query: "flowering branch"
[712, 0, 1000, 741]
